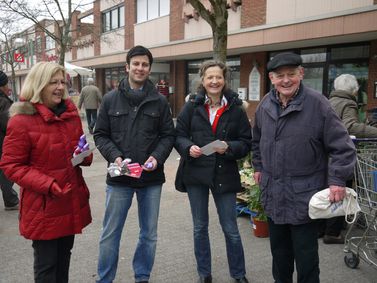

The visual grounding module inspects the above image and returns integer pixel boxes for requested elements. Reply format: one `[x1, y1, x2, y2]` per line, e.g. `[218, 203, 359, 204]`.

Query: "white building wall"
[76, 35, 95, 59]
[134, 16, 170, 46]
[266, 0, 373, 24]
[100, 0, 123, 11]
[184, 7, 241, 40]
[100, 29, 125, 55]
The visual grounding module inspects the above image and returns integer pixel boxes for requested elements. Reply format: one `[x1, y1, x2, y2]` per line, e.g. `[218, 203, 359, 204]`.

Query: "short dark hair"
[126, 45, 153, 67]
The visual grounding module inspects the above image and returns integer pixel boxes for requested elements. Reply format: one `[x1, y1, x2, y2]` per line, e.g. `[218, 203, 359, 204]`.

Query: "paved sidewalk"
[0, 131, 376, 282]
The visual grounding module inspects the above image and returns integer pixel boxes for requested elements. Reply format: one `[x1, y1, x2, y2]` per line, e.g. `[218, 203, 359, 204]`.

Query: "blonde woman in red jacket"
[0, 62, 92, 283]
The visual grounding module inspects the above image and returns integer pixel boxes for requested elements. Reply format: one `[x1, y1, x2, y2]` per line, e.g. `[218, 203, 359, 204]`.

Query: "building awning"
[64, 62, 94, 77]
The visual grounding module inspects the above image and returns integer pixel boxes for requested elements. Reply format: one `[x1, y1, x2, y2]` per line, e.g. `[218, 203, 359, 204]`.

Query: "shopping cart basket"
[344, 138, 377, 269]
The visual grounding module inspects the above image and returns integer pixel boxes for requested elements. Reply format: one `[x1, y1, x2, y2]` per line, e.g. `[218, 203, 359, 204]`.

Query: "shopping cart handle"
[350, 137, 377, 144]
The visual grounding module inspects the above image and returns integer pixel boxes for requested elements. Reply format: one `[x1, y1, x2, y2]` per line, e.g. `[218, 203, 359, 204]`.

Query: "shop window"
[331, 45, 369, 60]
[301, 48, 326, 63]
[303, 67, 324, 93]
[105, 67, 126, 92]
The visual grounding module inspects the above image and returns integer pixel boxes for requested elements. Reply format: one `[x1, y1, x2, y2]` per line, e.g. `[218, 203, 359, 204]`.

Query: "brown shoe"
[323, 234, 344, 244]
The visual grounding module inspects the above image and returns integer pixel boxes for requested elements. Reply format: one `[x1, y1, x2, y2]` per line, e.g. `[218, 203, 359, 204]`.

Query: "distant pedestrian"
[0, 70, 19, 210]
[0, 62, 93, 283]
[94, 45, 175, 283]
[252, 53, 356, 283]
[78, 77, 102, 134]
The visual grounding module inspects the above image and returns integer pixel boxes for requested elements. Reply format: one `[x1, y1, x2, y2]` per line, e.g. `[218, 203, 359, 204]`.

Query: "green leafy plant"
[247, 183, 268, 222]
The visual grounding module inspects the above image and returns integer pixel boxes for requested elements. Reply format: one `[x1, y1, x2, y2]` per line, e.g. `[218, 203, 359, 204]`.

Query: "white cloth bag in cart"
[309, 187, 361, 224]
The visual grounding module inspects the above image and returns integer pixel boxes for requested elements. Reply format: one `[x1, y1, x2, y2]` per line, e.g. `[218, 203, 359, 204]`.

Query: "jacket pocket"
[108, 109, 129, 132]
[291, 179, 319, 221]
[142, 110, 160, 133]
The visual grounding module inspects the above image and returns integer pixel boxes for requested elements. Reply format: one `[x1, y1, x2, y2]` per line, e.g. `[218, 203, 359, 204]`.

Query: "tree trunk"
[212, 22, 227, 62]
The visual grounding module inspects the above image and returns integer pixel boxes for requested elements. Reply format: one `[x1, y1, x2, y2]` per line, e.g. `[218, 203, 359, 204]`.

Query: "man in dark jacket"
[0, 70, 19, 210]
[251, 53, 356, 283]
[94, 45, 175, 283]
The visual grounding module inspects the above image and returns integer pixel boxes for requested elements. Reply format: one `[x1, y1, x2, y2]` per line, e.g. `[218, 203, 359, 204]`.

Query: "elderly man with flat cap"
[0, 70, 19, 210]
[251, 53, 356, 283]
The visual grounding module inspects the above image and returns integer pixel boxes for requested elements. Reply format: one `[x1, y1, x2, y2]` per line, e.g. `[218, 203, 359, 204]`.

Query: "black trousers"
[32, 235, 75, 283]
[268, 219, 319, 283]
[0, 169, 19, 207]
[317, 216, 345, 237]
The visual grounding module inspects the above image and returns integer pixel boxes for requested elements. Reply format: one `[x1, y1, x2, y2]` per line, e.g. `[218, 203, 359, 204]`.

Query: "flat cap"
[267, 52, 302, 72]
[0, 70, 8, 87]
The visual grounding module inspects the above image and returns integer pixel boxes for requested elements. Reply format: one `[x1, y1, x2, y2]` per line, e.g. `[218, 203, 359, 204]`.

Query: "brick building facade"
[2, 0, 377, 119]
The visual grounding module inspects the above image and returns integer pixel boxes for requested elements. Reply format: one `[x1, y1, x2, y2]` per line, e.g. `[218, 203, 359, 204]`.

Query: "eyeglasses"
[49, 80, 67, 87]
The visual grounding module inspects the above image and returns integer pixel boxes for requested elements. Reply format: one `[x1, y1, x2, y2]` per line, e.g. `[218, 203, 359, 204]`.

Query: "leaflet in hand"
[200, 139, 227, 156]
[71, 148, 95, 166]
[107, 162, 143, 179]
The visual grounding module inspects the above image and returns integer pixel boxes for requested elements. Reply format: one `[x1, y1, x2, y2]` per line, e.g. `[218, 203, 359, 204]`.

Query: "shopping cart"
[344, 138, 377, 269]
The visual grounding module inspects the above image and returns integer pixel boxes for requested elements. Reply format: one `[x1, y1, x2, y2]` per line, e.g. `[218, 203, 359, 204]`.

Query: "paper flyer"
[200, 140, 227, 156]
[71, 148, 95, 166]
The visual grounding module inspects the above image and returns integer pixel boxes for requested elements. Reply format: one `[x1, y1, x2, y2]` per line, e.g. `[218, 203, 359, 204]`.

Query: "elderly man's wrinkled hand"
[329, 185, 346, 203]
[253, 172, 261, 185]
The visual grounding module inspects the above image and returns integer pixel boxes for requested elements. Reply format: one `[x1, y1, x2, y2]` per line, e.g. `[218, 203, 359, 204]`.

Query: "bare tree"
[0, 0, 92, 66]
[0, 13, 26, 101]
[187, 0, 228, 62]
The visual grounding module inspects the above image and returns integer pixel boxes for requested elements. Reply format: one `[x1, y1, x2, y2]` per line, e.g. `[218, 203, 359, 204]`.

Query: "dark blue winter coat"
[252, 84, 356, 225]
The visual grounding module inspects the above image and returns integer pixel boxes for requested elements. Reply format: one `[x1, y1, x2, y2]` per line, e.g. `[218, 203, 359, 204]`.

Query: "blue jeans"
[96, 184, 162, 283]
[187, 185, 246, 279]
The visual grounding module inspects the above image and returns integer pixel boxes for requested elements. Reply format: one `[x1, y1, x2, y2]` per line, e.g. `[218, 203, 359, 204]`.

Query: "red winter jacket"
[0, 99, 92, 240]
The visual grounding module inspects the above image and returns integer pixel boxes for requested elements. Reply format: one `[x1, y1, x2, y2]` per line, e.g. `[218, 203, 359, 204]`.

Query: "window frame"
[102, 5, 125, 33]
[136, 0, 169, 23]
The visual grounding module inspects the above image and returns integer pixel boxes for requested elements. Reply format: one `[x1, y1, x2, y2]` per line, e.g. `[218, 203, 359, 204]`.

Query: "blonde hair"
[20, 62, 68, 103]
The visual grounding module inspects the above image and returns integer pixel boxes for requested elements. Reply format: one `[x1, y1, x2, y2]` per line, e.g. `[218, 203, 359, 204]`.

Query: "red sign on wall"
[14, 53, 24, 63]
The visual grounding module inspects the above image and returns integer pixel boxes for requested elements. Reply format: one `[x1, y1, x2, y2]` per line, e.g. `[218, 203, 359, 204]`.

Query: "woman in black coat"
[175, 60, 251, 283]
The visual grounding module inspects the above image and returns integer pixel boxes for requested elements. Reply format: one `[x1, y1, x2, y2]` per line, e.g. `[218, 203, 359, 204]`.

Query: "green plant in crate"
[247, 183, 268, 222]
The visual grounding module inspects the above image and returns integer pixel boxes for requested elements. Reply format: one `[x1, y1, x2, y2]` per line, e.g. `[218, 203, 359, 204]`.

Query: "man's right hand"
[50, 183, 72, 198]
[114, 157, 123, 167]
